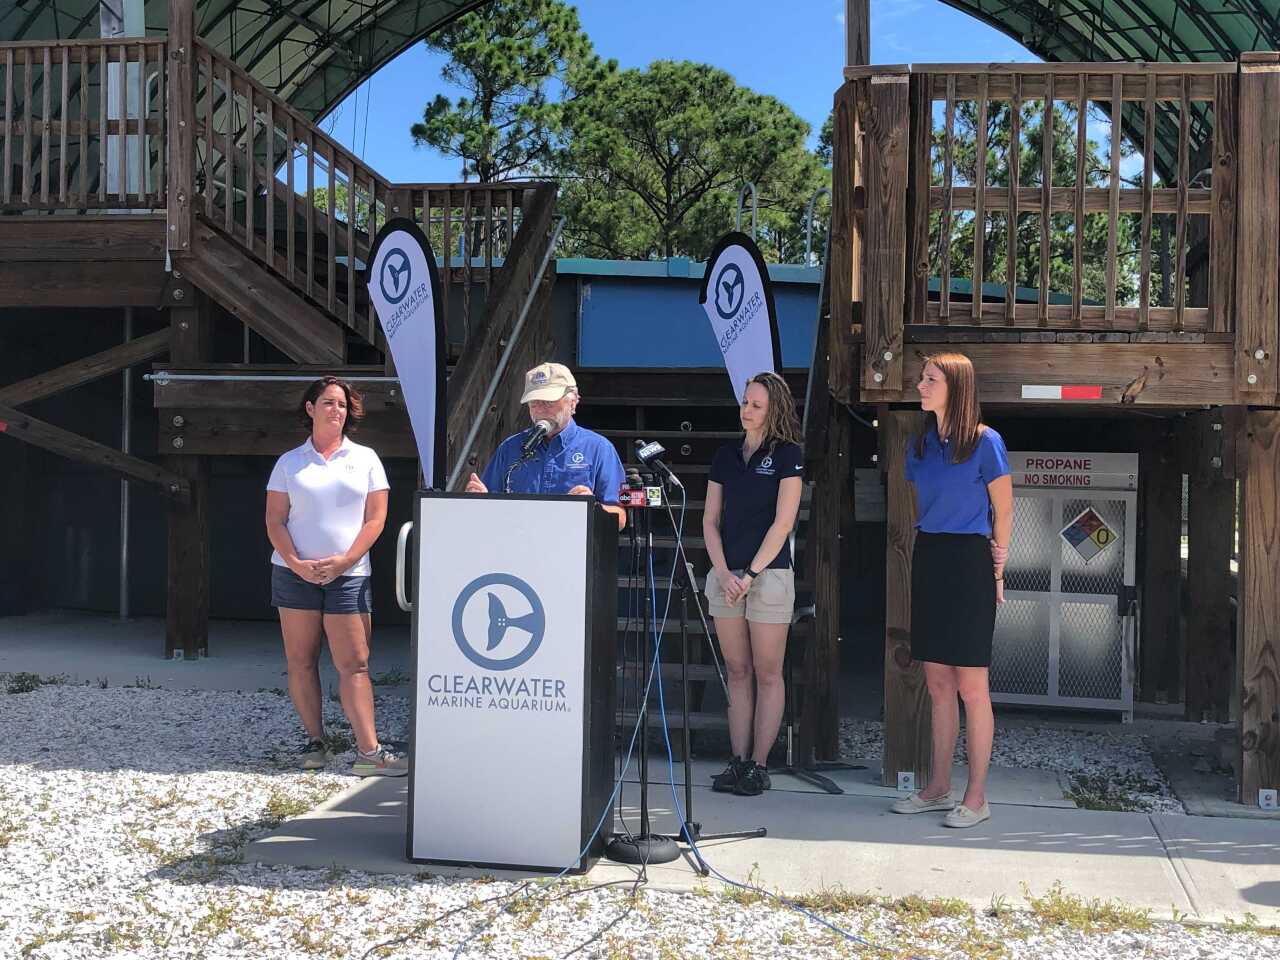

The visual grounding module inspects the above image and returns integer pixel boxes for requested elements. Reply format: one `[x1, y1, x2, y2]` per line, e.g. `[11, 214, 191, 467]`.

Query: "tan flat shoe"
[890, 792, 957, 814]
[943, 802, 991, 828]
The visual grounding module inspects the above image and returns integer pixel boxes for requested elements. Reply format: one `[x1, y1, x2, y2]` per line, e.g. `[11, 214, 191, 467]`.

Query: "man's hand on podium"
[465, 473, 488, 494]
[567, 485, 593, 497]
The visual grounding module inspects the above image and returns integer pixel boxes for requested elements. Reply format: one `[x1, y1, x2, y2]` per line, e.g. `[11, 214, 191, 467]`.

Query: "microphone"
[521, 419, 554, 457]
[634, 438, 683, 488]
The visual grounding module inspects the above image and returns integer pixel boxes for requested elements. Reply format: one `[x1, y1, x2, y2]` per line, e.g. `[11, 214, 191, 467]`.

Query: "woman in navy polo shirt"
[889, 353, 1012, 828]
[703, 372, 804, 797]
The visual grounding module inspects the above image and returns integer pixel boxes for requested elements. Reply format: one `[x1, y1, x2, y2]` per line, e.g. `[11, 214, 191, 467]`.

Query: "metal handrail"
[445, 214, 567, 491]
[735, 182, 758, 240]
[804, 188, 831, 266]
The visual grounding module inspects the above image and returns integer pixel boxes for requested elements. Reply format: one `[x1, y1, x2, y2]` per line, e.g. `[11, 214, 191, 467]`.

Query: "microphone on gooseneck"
[634, 438, 683, 488]
[521, 419, 554, 457]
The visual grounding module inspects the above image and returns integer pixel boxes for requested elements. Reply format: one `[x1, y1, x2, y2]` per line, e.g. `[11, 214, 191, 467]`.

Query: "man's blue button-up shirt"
[480, 419, 626, 504]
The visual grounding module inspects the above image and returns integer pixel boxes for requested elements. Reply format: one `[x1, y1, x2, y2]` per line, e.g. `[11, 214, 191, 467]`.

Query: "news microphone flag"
[366, 218, 447, 488]
[698, 231, 782, 403]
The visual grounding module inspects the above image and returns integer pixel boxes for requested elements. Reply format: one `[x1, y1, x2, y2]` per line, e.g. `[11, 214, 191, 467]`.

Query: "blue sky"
[320, 0, 1038, 182]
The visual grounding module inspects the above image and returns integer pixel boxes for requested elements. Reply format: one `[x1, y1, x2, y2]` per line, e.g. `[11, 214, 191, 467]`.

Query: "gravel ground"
[839, 717, 1185, 814]
[1, 681, 1274, 960]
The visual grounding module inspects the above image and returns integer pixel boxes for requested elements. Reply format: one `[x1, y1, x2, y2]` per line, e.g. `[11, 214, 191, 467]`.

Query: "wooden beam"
[167, 0, 194, 252]
[1234, 57, 1280, 398]
[1239, 409, 1280, 800]
[165, 454, 206, 659]
[828, 80, 859, 404]
[807, 403, 845, 762]
[1139, 423, 1183, 703]
[0, 329, 170, 408]
[1184, 410, 1235, 723]
[0, 403, 189, 501]
[0, 217, 167, 261]
[159, 407, 415, 457]
[0, 260, 168, 308]
[1210, 73, 1238, 335]
[886, 343, 1237, 407]
[165, 296, 208, 659]
[844, 0, 869, 67]
[862, 72, 908, 393]
[882, 410, 930, 787]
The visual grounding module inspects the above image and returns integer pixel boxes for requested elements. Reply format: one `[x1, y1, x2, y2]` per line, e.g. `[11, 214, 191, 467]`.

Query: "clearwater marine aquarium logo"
[379, 247, 412, 305]
[451, 574, 546, 670]
[713, 262, 745, 320]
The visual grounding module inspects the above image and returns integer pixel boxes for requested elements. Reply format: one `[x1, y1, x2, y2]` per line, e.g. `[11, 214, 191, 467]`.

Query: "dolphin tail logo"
[485, 592, 541, 651]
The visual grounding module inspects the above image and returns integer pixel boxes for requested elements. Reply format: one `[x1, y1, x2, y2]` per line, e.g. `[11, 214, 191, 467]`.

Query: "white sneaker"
[351, 745, 408, 778]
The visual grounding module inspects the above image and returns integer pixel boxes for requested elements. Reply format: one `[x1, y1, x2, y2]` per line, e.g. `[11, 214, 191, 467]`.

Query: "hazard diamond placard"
[1060, 507, 1118, 563]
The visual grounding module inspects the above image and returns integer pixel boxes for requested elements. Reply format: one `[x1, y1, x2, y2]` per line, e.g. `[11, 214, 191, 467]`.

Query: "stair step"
[601, 429, 742, 440]
[620, 710, 727, 731]
[616, 574, 815, 592]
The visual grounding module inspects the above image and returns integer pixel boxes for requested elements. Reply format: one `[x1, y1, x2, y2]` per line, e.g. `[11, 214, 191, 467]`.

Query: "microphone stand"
[662, 475, 765, 875]
[606, 485, 679, 866]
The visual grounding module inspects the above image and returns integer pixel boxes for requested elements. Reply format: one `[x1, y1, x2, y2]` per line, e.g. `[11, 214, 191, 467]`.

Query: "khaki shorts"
[705, 567, 795, 624]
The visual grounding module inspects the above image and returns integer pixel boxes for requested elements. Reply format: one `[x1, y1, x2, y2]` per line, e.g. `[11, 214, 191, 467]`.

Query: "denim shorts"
[271, 564, 373, 614]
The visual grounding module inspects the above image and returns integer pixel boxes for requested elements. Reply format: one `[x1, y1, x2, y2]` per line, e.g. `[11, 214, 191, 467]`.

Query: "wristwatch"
[745, 567, 762, 579]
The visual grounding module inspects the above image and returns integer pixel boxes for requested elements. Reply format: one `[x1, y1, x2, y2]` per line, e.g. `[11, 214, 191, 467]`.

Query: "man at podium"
[464, 362, 627, 529]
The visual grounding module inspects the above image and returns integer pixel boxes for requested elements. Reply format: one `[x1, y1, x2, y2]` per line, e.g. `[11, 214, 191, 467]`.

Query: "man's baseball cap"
[520, 362, 577, 403]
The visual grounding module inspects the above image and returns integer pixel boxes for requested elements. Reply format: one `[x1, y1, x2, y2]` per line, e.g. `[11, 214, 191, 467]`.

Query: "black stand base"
[605, 833, 681, 864]
[766, 762, 865, 795]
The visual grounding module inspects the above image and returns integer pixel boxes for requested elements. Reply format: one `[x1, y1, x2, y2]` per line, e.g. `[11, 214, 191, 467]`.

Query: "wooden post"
[1184, 410, 1235, 723]
[862, 71, 909, 394]
[829, 80, 859, 405]
[1139, 423, 1183, 702]
[806, 402, 846, 762]
[1238, 410, 1280, 801]
[166, 0, 195, 252]
[164, 293, 211, 658]
[844, 0, 869, 68]
[1235, 55, 1280, 398]
[881, 410, 929, 787]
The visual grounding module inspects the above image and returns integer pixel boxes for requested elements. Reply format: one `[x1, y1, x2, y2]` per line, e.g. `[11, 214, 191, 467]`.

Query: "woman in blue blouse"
[890, 353, 1012, 828]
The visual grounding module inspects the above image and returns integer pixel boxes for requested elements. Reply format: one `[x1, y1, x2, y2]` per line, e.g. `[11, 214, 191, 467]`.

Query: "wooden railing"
[394, 183, 526, 345]
[0, 38, 168, 210]
[836, 62, 1240, 393]
[189, 40, 541, 355]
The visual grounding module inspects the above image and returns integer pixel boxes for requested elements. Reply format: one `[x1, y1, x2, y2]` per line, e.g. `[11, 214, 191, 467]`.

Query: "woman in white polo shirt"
[265, 376, 405, 777]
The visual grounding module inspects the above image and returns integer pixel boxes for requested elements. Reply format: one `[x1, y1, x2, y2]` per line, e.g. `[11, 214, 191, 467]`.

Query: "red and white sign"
[1010, 452, 1138, 490]
[1021, 385, 1104, 401]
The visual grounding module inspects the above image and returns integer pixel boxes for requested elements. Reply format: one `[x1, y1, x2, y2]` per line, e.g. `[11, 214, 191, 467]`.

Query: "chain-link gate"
[991, 479, 1137, 720]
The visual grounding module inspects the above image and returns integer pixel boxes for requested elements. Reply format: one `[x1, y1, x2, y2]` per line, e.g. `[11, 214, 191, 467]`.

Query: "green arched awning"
[943, 0, 1280, 63]
[0, 1, 489, 120]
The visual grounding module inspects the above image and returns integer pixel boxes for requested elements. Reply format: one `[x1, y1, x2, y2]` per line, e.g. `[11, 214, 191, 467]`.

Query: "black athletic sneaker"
[711, 757, 746, 793]
[734, 761, 768, 797]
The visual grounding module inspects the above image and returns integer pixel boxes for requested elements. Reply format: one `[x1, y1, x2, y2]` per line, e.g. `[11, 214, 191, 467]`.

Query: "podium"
[400, 492, 618, 871]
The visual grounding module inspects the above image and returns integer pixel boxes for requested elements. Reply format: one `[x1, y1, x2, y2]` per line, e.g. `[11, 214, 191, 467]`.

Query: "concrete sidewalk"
[246, 757, 1280, 924]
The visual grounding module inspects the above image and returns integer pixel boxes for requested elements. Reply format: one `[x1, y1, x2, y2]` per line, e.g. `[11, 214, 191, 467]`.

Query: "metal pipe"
[144, 373, 401, 383]
[804, 187, 831, 265]
[737, 181, 752, 240]
[119, 307, 133, 620]
[445, 215, 567, 491]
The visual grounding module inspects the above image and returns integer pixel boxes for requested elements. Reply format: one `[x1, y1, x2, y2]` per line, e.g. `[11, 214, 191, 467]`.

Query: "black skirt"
[910, 532, 996, 667]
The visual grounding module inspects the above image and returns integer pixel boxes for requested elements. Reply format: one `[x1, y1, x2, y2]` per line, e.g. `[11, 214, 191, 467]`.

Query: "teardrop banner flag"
[698, 231, 783, 402]
[366, 217, 447, 488]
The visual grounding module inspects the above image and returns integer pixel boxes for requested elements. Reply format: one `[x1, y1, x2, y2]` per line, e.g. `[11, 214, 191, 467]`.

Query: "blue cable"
[651, 496, 933, 960]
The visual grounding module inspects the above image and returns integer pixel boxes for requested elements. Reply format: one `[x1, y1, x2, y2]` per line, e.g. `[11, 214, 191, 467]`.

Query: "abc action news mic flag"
[366, 218, 447, 488]
[698, 231, 782, 402]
